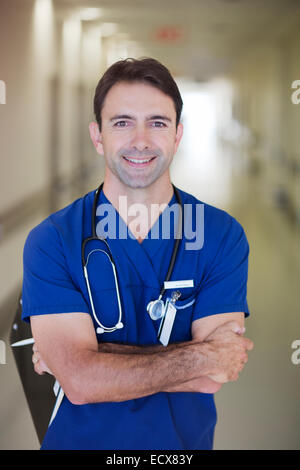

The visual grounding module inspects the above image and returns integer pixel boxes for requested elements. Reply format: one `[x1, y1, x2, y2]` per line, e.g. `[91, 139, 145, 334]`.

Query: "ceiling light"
[78, 8, 102, 21]
[100, 23, 118, 37]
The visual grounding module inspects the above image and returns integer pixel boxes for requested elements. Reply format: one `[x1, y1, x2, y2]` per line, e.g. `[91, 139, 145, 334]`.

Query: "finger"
[229, 371, 239, 382]
[39, 358, 53, 375]
[32, 353, 40, 365]
[244, 338, 254, 351]
[239, 354, 249, 371]
[240, 359, 247, 370]
[221, 321, 245, 335]
[236, 327, 246, 336]
[34, 363, 45, 375]
[32, 344, 37, 353]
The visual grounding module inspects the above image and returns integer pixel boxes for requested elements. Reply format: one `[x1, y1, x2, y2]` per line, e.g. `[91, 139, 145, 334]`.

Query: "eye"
[114, 121, 128, 127]
[151, 121, 167, 128]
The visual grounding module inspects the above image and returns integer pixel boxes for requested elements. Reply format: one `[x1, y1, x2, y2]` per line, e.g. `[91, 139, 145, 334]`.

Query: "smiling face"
[89, 81, 183, 190]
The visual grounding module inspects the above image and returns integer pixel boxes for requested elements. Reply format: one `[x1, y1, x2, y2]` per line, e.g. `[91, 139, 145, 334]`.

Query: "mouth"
[122, 156, 156, 168]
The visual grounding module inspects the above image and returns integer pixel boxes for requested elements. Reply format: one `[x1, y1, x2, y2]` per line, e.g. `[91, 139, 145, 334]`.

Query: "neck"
[101, 172, 174, 242]
[102, 171, 174, 208]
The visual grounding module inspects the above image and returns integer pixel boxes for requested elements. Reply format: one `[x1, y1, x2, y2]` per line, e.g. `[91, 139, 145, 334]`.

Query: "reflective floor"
[213, 176, 300, 450]
[1, 83, 300, 450]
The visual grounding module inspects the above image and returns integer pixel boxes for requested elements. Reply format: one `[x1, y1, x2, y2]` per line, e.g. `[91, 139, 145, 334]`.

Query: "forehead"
[101, 81, 176, 119]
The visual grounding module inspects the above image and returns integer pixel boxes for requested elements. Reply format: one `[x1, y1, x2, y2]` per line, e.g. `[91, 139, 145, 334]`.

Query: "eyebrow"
[110, 114, 172, 123]
[110, 114, 132, 121]
[149, 115, 172, 123]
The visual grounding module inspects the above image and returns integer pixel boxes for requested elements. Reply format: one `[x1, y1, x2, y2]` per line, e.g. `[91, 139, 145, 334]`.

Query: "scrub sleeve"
[192, 213, 250, 321]
[22, 219, 90, 320]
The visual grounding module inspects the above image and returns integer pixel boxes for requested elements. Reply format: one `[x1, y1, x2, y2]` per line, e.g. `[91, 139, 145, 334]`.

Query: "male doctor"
[23, 57, 253, 450]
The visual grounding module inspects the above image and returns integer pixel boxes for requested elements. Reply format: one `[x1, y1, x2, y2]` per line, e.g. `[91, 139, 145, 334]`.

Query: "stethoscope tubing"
[83, 249, 123, 333]
[82, 182, 183, 333]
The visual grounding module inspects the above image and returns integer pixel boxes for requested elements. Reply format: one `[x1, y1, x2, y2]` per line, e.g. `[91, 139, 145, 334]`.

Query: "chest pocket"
[169, 293, 196, 343]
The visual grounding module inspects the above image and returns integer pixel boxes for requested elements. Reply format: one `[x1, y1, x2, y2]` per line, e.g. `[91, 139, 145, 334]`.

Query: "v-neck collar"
[99, 188, 177, 239]
[139, 192, 177, 259]
[95, 188, 178, 289]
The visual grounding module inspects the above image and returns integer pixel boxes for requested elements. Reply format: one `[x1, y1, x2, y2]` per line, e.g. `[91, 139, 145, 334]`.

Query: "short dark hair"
[93, 57, 183, 130]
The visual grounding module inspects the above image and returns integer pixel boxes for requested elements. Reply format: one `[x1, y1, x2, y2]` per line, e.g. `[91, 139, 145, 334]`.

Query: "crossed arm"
[31, 311, 253, 404]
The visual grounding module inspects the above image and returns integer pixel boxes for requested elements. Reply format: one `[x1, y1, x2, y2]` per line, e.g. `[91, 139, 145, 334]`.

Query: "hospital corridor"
[1, 0, 300, 450]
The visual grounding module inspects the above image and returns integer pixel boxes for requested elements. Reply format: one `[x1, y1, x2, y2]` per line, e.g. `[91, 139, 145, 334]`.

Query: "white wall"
[228, 25, 300, 221]
[0, 0, 106, 310]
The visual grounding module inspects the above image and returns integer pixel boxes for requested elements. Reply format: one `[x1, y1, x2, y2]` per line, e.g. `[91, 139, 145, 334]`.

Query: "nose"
[130, 124, 150, 152]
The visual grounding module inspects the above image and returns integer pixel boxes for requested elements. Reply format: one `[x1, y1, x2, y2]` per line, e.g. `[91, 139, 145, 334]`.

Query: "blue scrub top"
[22, 186, 250, 450]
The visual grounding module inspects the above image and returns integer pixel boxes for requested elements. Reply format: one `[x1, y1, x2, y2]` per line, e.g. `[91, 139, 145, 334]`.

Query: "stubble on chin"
[110, 154, 170, 190]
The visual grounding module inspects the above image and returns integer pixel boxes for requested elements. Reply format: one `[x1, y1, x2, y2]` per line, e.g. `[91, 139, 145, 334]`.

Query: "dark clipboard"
[9, 295, 58, 445]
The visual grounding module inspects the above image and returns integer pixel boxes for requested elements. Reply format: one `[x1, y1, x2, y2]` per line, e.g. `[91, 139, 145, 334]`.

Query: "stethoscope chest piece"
[147, 290, 181, 322]
[147, 299, 165, 321]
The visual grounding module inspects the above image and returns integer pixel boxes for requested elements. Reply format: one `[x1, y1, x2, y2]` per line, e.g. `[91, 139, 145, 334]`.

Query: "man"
[23, 58, 253, 450]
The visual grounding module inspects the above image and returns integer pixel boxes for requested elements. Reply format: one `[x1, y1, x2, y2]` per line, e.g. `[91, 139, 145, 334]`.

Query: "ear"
[174, 122, 183, 154]
[89, 122, 104, 155]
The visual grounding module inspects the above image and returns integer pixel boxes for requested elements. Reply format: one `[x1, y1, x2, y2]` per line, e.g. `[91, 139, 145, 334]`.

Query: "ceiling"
[53, 0, 300, 80]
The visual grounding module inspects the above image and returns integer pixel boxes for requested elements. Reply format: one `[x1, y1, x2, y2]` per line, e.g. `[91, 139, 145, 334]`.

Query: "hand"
[203, 321, 253, 384]
[32, 343, 52, 375]
[188, 377, 223, 394]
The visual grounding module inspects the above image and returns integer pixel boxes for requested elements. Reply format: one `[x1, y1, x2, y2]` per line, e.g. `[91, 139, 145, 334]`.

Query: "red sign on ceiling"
[155, 26, 184, 43]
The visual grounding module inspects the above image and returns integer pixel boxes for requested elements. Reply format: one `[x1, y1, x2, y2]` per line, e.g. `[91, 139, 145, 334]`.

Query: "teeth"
[124, 157, 153, 164]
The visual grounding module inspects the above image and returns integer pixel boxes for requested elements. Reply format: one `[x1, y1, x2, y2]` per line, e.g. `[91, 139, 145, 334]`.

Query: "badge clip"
[157, 291, 181, 347]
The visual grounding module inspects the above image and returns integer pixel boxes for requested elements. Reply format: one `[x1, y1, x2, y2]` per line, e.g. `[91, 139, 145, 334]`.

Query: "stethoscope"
[82, 182, 183, 334]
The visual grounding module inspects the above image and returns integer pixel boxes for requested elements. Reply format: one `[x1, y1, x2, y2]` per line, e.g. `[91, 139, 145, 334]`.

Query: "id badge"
[157, 298, 177, 347]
